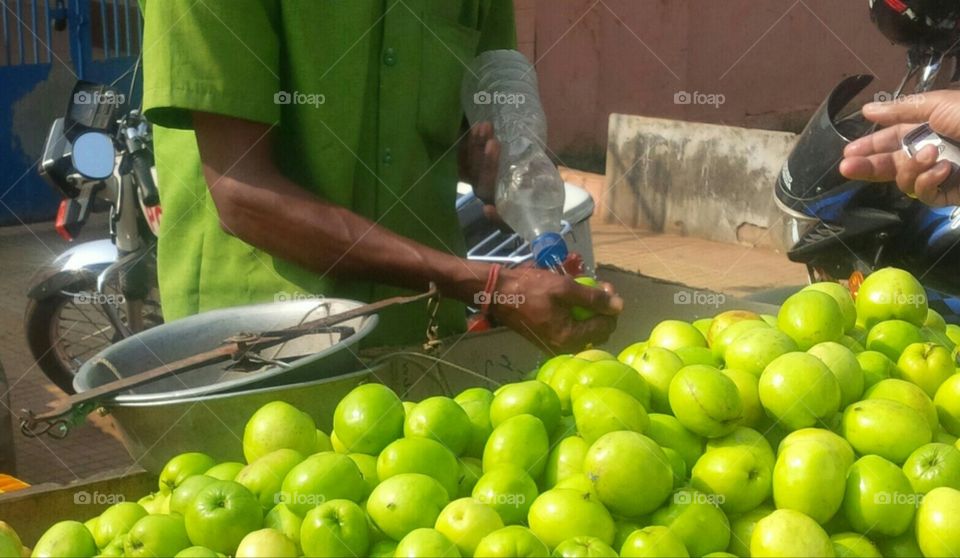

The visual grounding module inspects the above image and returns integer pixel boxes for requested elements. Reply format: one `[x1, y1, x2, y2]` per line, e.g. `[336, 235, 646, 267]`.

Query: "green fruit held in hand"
[897, 342, 955, 397]
[723, 327, 798, 378]
[777, 290, 844, 350]
[527, 488, 615, 549]
[301, 499, 369, 558]
[668, 365, 743, 438]
[159, 452, 217, 493]
[405, 396, 474, 455]
[184, 481, 263, 556]
[856, 267, 928, 329]
[807, 341, 865, 407]
[866, 319, 923, 362]
[626, 347, 683, 413]
[435, 497, 504, 556]
[582, 431, 672, 517]
[758, 352, 841, 431]
[280, 452, 365, 515]
[552, 536, 618, 557]
[242, 401, 316, 463]
[571, 276, 600, 321]
[916, 486, 960, 557]
[482, 414, 550, 478]
[619, 525, 689, 558]
[234, 449, 304, 510]
[750, 509, 833, 558]
[804, 281, 857, 332]
[650, 488, 730, 557]
[649, 320, 707, 351]
[455, 387, 495, 459]
[573, 387, 649, 444]
[473, 526, 549, 558]
[472, 464, 538, 526]
[32, 520, 97, 558]
[377, 436, 460, 498]
[489, 380, 562, 433]
[333, 383, 405, 455]
[842, 398, 933, 464]
[367, 473, 449, 541]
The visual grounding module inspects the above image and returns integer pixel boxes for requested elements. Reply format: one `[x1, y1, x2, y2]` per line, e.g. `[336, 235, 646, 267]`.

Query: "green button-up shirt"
[141, 0, 516, 346]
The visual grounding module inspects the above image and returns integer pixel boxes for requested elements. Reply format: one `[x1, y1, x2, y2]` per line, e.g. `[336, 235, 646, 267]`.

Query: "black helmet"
[869, 0, 960, 51]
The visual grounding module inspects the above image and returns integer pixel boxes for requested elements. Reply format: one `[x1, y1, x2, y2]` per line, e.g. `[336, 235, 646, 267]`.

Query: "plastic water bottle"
[462, 50, 568, 272]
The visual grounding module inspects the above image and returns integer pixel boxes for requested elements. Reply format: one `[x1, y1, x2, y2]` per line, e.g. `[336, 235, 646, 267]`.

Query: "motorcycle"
[775, 0, 960, 320]
[29, 80, 163, 394]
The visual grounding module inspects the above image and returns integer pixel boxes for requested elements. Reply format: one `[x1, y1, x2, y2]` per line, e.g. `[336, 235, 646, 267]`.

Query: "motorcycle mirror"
[71, 132, 116, 180]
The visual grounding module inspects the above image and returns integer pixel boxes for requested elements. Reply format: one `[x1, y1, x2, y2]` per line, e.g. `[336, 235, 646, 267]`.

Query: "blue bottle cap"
[532, 232, 568, 269]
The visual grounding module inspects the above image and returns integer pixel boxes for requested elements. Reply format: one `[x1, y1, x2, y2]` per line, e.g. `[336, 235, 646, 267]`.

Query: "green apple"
[32, 521, 96, 558]
[866, 319, 924, 361]
[280, 452, 365, 515]
[263, 503, 301, 552]
[842, 398, 933, 464]
[473, 526, 549, 557]
[552, 536, 617, 557]
[619, 525, 689, 558]
[489, 381, 561, 433]
[314, 429, 333, 453]
[377, 436, 459, 498]
[916, 486, 960, 557]
[778, 290, 844, 350]
[544, 436, 590, 487]
[773, 438, 847, 524]
[727, 505, 773, 558]
[758, 352, 841, 430]
[235, 529, 296, 558]
[842, 454, 914, 536]
[723, 327, 798, 378]
[866, 378, 939, 432]
[649, 320, 707, 351]
[92, 502, 147, 549]
[170, 475, 217, 516]
[347, 453, 378, 498]
[808, 341, 865, 406]
[708, 310, 761, 346]
[576, 349, 616, 362]
[570, 360, 651, 409]
[0, 522, 22, 558]
[839, 334, 866, 353]
[662, 447, 687, 489]
[923, 325, 955, 350]
[751, 509, 832, 557]
[435, 497, 503, 556]
[674, 346, 722, 367]
[831, 532, 882, 557]
[857, 350, 897, 390]
[234, 448, 304, 510]
[856, 268, 928, 328]
[455, 387, 495, 459]
[897, 342, 955, 397]
[457, 457, 483, 498]
[626, 347, 683, 413]
[333, 383, 405, 455]
[706, 426, 776, 470]
[876, 530, 923, 558]
[537, 355, 575, 384]
[242, 401, 316, 463]
[720, 368, 763, 428]
[184, 481, 262, 555]
[618, 342, 649, 367]
[405, 396, 473, 455]
[555, 473, 600, 501]
[691, 445, 772, 514]
[573, 387, 649, 444]
[174, 546, 221, 558]
[645, 414, 704, 472]
[779, 428, 855, 470]
[124, 514, 191, 558]
[612, 518, 642, 552]
[483, 414, 549, 478]
[651, 487, 730, 557]
[903, 442, 960, 494]
[582, 431, 672, 517]
[668, 365, 742, 438]
[926, 308, 948, 331]
[301, 499, 369, 557]
[160, 452, 217, 492]
[711, 319, 769, 360]
[937, 428, 959, 445]
[367, 473, 449, 540]
[694, 318, 713, 337]
[472, 464, 538, 525]
[549, 358, 593, 414]
[330, 430, 348, 453]
[369, 540, 398, 558]
[551, 414, 578, 443]
[137, 491, 170, 514]
[205, 462, 243, 481]
[395, 528, 460, 557]
[528, 488, 615, 548]
[804, 282, 857, 332]
[936, 374, 960, 436]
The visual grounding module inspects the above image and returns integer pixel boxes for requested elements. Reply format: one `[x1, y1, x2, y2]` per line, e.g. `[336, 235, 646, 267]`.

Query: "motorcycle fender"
[27, 240, 117, 300]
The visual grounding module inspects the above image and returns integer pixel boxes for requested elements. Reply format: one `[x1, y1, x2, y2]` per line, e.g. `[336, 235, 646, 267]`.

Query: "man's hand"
[489, 266, 624, 354]
[840, 90, 960, 206]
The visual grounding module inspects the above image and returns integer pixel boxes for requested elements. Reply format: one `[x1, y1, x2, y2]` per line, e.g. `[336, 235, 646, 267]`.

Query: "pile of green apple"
[15, 267, 960, 557]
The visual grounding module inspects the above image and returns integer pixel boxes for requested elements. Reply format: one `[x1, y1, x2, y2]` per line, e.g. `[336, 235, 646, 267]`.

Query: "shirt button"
[383, 47, 397, 66]
[383, 148, 393, 164]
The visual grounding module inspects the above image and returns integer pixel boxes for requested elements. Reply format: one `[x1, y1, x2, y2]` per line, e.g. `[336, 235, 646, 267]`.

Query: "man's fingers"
[861, 92, 951, 126]
[565, 280, 624, 315]
[896, 147, 940, 196]
[914, 161, 955, 206]
[839, 154, 898, 182]
[844, 123, 917, 157]
[563, 315, 617, 350]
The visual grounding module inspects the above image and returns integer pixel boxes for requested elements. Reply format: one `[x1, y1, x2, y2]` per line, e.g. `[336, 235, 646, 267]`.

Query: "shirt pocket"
[417, 13, 481, 149]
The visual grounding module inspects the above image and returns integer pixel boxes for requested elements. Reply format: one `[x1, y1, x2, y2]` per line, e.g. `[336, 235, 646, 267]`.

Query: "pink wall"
[520, 0, 907, 168]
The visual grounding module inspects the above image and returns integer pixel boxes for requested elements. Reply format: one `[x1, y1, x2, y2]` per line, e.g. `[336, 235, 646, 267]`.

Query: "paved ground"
[0, 211, 808, 485]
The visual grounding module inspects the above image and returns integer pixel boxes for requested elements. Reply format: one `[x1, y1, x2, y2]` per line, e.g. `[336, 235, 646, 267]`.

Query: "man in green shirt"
[141, 0, 621, 352]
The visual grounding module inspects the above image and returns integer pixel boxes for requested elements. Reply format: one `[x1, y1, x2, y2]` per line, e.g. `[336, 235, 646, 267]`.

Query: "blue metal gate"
[0, 0, 141, 225]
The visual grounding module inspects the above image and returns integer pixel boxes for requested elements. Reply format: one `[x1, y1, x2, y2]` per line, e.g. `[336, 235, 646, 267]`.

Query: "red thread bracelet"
[481, 264, 502, 316]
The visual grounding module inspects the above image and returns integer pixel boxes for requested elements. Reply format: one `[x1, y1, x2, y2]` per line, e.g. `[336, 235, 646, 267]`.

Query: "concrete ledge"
[604, 114, 798, 250]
